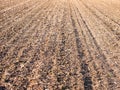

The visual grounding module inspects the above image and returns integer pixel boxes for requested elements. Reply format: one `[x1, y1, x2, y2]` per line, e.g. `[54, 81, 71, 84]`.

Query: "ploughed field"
[0, 0, 120, 90]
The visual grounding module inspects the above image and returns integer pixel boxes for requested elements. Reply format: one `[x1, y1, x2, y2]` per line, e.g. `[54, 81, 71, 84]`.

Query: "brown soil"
[0, 0, 120, 90]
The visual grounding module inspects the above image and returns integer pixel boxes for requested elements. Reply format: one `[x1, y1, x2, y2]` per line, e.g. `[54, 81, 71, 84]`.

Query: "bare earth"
[0, 0, 120, 90]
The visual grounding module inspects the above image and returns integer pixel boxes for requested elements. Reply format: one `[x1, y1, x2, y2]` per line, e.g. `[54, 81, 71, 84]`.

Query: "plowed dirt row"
[0, 0, 120, 90]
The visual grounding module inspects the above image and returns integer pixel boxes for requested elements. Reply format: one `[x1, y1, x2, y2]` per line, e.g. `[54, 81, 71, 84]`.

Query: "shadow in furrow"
[75, 4, 116, 89]
[0, 86, 6, 90]
[70, 12, 93, 90]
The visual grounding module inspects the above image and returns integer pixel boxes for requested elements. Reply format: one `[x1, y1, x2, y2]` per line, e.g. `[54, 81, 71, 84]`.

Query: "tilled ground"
[0, 0, 120, 90]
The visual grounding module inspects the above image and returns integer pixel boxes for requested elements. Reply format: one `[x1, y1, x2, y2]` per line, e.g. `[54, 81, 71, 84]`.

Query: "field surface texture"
[0, 0, 120, 90]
